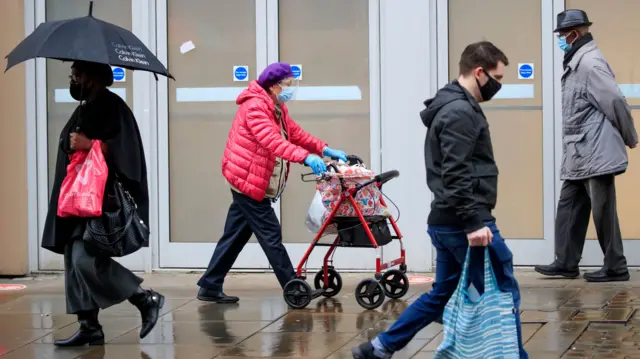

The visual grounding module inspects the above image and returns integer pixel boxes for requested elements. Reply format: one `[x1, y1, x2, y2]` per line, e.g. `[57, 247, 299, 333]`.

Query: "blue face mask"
[558, 36, 572, 52]
[277, 86, 294, 103]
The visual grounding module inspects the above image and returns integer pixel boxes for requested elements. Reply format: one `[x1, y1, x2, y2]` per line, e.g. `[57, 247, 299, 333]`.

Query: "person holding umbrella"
[39, 60, 163, 347]
[196, 62, 349, 303]
[5, 2, 174, 346]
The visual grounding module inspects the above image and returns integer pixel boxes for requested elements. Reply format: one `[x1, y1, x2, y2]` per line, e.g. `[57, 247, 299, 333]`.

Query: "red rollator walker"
[282, 155, 409, 310]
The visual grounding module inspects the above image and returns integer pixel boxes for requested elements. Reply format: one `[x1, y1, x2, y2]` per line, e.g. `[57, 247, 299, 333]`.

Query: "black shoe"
[583, 269, 630, 283]
[54, 310, 104, 347]
[352, 342, 384, 359]
[197, 288, 239, 303]
[534, 263, 580, 278]
[130, 289, 165, 339]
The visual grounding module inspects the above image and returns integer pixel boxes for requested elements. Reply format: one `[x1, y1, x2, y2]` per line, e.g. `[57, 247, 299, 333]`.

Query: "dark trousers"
[555, 175, 627, 272]
[198, 190, 296, 291]
[65, 239, 143, 314]
[378, 222, 527, 358]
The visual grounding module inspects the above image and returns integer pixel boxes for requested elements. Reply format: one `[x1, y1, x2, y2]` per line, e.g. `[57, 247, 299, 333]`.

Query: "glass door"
[562, 0, 640, 266]
[275, 0, 381, 270]
[156, 0, 270, 268]
[157, 0, 381, 270]
[36, 0, 148, 271]
[438, 0, 557, 265]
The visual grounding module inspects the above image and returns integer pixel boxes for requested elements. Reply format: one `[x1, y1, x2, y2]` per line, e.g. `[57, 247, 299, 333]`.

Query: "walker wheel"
[380, 269, 410, 299]
[283, 279, 312, 309]
[313, 268, 343, 298]
[354, 279, 385, 310]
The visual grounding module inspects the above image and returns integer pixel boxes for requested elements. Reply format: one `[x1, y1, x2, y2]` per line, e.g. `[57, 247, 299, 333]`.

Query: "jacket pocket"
[564, 132, 586, 156]
[563, 132, 588, 174]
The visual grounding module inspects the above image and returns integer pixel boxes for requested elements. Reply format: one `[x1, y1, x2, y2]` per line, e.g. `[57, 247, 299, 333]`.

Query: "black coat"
[41, 89, 149, 254]
[421, 81, 498, 233]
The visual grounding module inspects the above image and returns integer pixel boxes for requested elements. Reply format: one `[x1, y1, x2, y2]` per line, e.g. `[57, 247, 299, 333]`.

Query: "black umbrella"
[5, 1, 173, 80]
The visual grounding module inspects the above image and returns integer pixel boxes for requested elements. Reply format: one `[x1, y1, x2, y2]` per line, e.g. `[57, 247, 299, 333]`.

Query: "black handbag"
[82, 177, 149, 257]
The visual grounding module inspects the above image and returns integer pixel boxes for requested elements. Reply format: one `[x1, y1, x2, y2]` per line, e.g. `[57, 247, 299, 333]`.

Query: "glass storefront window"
[167, 0, 257, 243]
[448, 0, 543, 239]
[278, 0, 371, 243]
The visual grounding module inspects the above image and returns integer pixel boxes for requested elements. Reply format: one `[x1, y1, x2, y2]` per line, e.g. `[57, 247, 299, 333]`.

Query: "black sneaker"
[197, 288, 240, 303]
[352, 342, 385, 359]
[534, 263, 580, 278]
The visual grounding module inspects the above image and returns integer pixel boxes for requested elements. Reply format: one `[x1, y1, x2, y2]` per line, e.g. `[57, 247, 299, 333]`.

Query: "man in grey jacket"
[535, 9, 638, 282]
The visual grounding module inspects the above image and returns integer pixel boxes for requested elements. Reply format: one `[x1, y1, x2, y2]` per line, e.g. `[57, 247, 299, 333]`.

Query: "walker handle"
[354, 170, 400, 193]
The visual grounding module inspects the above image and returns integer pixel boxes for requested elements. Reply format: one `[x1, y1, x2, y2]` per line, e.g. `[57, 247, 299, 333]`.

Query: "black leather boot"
[54, 310, 104, 347]
[129, 288, 165, 339]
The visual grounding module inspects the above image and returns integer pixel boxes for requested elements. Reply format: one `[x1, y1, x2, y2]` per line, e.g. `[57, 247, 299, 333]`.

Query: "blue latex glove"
[322, 147, 348, 162]
[304, 154, 327, 175]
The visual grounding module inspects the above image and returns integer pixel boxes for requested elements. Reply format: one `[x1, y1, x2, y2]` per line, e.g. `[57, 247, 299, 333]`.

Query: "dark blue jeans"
[378, 222, 528, 359]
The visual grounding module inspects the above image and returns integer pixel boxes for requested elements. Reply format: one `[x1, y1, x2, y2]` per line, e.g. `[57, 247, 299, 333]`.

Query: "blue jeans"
[378, 222, 528, 359]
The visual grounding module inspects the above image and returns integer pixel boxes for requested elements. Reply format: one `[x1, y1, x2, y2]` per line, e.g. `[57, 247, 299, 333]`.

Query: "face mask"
[277, 86, 295, 103]
[69, 81, 89, 102]
[475, 69, 502, 102]
[558, 36, 572, 52]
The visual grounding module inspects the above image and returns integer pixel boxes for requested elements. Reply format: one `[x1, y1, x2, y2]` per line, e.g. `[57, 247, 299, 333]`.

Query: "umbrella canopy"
[5, 1, 173, 79]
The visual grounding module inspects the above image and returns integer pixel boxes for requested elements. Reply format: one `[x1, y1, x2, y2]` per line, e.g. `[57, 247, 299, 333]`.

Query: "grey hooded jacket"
[561, 41, 638, 180]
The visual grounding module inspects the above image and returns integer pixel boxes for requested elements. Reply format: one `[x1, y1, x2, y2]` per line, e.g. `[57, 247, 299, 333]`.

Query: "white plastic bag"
[305, 191, 327, 233]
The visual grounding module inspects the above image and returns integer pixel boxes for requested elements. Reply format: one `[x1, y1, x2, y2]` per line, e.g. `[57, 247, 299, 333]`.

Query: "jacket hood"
[236, 80, 275, 106]
[420, 82, 469, 128]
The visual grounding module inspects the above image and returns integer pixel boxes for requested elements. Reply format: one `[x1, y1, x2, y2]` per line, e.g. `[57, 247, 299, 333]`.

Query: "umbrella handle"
[88, 1, 93, 17]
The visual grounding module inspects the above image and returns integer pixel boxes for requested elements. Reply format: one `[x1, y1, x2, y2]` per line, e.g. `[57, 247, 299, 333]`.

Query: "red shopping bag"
[57, 140, 109, 218]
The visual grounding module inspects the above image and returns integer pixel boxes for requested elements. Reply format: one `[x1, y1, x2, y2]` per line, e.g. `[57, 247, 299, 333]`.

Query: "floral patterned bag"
[316, 162, 391, 223]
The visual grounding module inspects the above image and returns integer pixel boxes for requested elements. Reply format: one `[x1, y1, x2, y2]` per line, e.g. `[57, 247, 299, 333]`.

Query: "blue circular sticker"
[112, 67, 125, 81]
[234, 67, 248, 81]
[519, 64, 533, 79]
[291, 65, 301, 79]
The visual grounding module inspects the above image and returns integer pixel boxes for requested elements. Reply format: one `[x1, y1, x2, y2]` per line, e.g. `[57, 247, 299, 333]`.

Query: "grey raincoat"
[561, 41, 638, 180]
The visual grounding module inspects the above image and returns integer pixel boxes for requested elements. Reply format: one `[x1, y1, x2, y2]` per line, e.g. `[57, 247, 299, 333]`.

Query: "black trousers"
[198, 190, 296, 291]
[554, 175, 627, 273]
[65, 239, 143, 314]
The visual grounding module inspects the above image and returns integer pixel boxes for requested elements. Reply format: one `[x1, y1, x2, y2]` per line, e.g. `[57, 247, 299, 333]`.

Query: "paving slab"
[2, 272, 640, 358]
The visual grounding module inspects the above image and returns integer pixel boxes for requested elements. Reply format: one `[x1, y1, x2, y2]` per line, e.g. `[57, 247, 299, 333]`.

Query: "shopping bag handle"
[455, 247, 499, 304]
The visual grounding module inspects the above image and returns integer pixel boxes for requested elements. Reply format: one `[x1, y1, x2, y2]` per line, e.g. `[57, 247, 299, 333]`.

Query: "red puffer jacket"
[222, 81, 327, 201]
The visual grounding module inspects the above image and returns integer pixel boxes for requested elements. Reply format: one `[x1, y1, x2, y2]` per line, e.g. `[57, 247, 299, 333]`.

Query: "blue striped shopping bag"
[434, 247, 520, 359]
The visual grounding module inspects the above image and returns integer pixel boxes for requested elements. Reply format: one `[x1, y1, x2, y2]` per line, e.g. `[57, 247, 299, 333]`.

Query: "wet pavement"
[2, 271, 640, 358]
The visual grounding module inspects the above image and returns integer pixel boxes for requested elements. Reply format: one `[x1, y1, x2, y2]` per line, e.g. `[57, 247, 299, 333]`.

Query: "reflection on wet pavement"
[4, 273, 640, 358]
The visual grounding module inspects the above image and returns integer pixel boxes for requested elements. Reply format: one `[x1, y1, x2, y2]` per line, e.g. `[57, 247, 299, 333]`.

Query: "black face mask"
[69, 81, 89, 102]
[475, 69, 502, 102]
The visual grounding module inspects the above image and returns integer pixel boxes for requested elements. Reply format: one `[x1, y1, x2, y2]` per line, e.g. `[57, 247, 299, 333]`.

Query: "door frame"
[434, 0, 557, 266]
[33, 0, 151, 272]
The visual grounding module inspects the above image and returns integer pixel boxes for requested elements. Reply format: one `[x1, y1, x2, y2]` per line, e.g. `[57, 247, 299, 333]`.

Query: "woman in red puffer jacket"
[197, 62, 348, 304]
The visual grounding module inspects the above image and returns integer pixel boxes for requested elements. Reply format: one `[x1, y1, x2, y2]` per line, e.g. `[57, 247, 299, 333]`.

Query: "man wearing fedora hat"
[535, 10, 638, 282]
